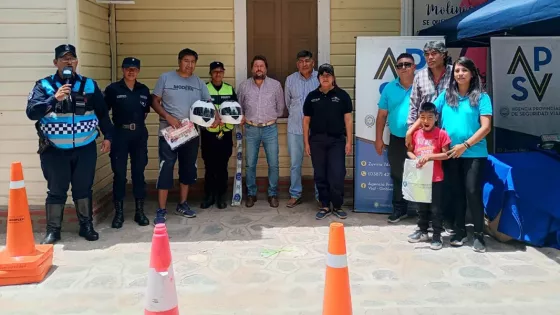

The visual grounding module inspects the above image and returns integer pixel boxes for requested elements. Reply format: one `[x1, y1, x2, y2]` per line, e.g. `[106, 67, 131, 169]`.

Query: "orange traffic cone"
[0, 162, 54, 286]
[322, 222, 352, 315]
[144, 223, 179, 315]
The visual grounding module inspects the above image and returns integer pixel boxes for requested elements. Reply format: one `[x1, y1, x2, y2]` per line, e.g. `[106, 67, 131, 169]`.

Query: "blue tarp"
[418, 0, 560, 47]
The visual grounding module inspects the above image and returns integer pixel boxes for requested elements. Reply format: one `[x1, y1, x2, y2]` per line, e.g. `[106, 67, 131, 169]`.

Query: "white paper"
[402, 159, 434, 203]
[160, 118, 199, 150]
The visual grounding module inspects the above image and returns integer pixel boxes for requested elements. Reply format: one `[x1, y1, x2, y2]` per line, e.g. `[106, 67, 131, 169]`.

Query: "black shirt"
[103, 79, 151, 126]
[303, 86, 353, 137]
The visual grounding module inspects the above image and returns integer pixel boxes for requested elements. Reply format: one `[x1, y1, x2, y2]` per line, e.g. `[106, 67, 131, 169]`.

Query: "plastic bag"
[402, 159, 433, 203]
[161, 118, 199, 150]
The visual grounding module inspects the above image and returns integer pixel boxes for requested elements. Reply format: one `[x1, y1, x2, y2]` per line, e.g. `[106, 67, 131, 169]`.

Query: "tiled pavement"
[1, 198, 560, 315]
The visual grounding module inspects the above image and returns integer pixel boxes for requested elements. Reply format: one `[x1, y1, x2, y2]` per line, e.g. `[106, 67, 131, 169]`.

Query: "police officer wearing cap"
[26, 44, 114, 244]
[104, 57, 151, 228]
[200, 61, 238, 209]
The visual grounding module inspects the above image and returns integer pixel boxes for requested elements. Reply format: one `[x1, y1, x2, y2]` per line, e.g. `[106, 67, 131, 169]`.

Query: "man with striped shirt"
[284, 50, 320, 208]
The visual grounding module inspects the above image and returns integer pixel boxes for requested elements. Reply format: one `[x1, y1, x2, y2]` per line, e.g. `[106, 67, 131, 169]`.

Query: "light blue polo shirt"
[434, 91, 493, 158]
[378, 78, 411, 138]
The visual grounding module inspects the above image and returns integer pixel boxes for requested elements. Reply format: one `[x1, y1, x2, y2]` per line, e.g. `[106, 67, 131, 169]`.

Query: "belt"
[245, 119, 276, 127]
[119, 123, 141, 130]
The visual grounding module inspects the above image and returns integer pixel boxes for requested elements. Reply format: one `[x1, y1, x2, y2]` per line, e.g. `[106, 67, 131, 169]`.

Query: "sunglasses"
[396, 62, 413, 69]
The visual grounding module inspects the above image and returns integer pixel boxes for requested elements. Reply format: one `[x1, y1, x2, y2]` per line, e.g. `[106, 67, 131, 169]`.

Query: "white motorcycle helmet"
[219, 101, 243, 125]
[190, 100, 216, 128]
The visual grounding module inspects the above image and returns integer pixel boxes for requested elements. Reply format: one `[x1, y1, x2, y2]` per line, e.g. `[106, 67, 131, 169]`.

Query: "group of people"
[26, 44, 354, 245]
[376, 40, 492, 253]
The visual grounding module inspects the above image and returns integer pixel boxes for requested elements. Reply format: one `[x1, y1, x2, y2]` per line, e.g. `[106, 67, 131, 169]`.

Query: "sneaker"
[473, 233, 487, 253]
[175, 202, 196, 218]
[430, 235, 443, 250]
[388, 211, 408, 223]
[315, 208, 332, 220]
[153, 208, 167, 225]
[450, 233, 468, 247]
[408, 230, 429, 243]
[333, 208, 347, 219]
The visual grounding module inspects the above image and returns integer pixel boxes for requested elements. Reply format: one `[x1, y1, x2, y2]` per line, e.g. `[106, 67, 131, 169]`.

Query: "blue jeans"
[245, 124, 279, 196]
[287, 133, 319, 199]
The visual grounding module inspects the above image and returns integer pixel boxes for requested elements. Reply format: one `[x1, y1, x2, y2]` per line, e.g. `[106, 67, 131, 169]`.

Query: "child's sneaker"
[473, 233, 486, 253]
[430, 234, 443, 250]
[408, 230, 429, 243]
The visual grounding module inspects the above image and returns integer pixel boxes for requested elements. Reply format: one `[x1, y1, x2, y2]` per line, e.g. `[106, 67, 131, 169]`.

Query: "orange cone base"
[145, 306, 179, 315]
[0, 245, 54, 286]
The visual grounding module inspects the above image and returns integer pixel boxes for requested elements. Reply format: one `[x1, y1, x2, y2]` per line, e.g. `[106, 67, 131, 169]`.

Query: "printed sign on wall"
[491, 37, 560, 152]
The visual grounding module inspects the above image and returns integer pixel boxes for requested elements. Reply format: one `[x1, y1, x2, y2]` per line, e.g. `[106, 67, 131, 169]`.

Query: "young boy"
[406, 102, 451, 250]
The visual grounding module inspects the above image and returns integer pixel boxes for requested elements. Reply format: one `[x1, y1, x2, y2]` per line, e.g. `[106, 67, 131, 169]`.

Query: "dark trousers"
[157, 135, 200, 189]
[446, 158, 487, 234]
[200, 128, 233, 197]
[416, 181, 444, 235]
[110, 127, 149, 201]
[310, 134, 346, 209]
[387, 134, 408, 214]
[40, 141, 97, 204]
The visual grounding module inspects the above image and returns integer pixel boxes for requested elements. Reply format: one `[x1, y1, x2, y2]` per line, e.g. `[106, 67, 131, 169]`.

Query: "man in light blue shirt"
[284, 50, 320, 207]
[375, 52, 416, 223]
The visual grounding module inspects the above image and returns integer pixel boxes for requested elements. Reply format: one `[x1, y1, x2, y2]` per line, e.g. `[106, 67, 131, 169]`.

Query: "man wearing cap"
[103, 57, 151, 228]
[284, 50, 320, 208]
[199, 61, 238, 209]
[237, 55, 285, 208]
[26, 44, 114, 244]
[151, 48, 212, 224]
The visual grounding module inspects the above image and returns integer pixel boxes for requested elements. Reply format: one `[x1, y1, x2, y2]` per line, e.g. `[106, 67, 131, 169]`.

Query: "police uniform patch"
[28, 91, 34, 100]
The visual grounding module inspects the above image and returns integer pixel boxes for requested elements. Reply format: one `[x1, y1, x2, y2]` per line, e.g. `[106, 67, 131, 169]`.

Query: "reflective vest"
[39, 74, 99, 149]
[206, 82, 234, 133]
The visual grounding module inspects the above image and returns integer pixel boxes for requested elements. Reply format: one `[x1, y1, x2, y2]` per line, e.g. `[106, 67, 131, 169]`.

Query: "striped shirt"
[407, 64, 453, 125]
[237, 76, 285, 124]
[285, 70, 319, 134]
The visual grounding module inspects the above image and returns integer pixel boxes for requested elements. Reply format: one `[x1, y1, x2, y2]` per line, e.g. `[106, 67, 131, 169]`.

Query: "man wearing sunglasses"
[375, 53, 416, 223]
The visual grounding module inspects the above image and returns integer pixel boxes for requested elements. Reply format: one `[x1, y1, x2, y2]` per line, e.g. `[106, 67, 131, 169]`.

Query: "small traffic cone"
[144, 223, 179, 315]
[0, 162, 54, 286]
[322, 222, 352, 315]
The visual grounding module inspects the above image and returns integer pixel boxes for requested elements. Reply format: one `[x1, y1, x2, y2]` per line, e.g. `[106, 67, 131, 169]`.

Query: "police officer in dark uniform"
[104, 57, 151, 228]
[200, 61, 238, 209]
[26, 44, 114, 244]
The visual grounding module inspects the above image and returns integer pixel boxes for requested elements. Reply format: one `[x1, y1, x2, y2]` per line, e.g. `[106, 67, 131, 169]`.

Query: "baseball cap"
[55, 44, 77, 59]
[210, 61, 225, 71]
[122, 57, 141, 69]
[318, 63, 335, 76]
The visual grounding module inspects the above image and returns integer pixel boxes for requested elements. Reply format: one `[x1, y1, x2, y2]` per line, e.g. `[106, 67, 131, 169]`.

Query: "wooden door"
[247, 0, 318, 87]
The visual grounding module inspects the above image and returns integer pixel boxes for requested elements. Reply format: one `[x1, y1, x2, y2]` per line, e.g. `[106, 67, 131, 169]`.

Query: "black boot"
[134, 199, 149, 226]
[40, 204, 64, 244]
[111, 200, 124, 229]
[200, 194, 215, 209]
[216, 194, 227, 209]
[74, 198, 99, 241]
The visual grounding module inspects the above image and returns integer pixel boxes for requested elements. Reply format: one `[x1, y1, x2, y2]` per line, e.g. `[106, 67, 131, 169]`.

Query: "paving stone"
[458, 266, 497, 279]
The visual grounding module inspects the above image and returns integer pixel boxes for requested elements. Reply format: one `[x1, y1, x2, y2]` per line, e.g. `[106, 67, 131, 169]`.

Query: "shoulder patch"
[28, 90, 34, 100]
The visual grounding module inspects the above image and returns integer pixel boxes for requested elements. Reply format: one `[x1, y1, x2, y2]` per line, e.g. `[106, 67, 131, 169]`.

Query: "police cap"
[210, 61, 225, 71]
[55, 44, 77, 59]
[122, 57, 141, 69]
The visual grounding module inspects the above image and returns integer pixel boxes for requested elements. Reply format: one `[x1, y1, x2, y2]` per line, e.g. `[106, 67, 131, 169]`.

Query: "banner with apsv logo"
[491, 37, 560, 153]
[354, 36, 443, 213]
